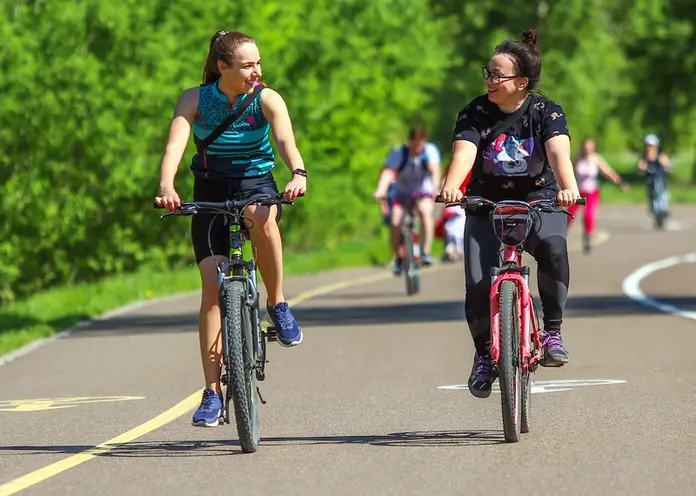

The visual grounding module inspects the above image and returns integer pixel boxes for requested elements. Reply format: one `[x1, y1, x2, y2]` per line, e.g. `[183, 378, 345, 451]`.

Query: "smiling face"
[484, 54, 528, 106]
[217, 42, 262, 94]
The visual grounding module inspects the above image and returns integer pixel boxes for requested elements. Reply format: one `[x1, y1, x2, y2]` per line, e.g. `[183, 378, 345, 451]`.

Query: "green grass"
[0, 234, 399, 357]
[598, 155, 696, 204]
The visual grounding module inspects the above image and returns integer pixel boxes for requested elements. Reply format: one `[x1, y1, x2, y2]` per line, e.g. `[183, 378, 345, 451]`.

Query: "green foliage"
[2, 0, 696, 302]
[0, 0, 453, 301]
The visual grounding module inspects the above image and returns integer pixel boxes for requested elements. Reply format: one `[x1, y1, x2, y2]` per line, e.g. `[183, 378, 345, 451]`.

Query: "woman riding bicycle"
[569, 138, 629, 253]
[374, 127, 441, 273]
[155, 31, 307, 426]
[440, 29, 581, 398]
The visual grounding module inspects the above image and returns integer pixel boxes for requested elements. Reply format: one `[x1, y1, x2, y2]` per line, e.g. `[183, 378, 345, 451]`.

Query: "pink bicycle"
[441, 195, 584, 443]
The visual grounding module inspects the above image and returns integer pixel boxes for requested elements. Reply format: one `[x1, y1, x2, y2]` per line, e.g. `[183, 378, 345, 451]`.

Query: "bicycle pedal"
[264, 326, 278, 342]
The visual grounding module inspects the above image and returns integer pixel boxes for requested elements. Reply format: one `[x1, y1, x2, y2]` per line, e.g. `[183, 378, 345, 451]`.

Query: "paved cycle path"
[1, 205, 695, 495]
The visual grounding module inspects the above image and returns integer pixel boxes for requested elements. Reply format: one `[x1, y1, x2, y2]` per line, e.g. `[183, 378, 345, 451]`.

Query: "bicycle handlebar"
[153, 191, 302, 217]
[434, 195, 585, 217]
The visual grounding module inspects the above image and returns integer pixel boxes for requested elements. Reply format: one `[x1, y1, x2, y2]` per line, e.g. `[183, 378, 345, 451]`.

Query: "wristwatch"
[292, 169, 307, 178]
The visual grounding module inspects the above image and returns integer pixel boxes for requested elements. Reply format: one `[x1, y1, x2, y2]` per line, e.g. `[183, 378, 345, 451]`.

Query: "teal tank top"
[191, 82, 275, 179]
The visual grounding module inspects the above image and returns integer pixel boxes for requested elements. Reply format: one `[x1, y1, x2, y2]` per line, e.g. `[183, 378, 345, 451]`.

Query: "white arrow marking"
[438, 379, 626, 394]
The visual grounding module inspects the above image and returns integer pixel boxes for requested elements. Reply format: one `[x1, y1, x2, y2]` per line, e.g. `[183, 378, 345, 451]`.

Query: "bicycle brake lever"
[159, 211, 178, 219]
[563, 209, 575, 219]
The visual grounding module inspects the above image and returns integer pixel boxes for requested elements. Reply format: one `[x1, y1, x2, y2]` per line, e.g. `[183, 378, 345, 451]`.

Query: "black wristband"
[292, 169, 307, 178]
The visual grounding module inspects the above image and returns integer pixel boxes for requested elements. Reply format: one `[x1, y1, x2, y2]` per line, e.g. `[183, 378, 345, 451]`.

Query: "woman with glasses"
[439, 29, 581, 398]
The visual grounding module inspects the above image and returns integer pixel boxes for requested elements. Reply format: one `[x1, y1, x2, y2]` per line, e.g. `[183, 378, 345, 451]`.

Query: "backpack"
[396, 145, 429, 175]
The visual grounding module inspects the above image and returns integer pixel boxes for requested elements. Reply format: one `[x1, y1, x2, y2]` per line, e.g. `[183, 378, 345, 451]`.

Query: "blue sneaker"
[392, 258, 403, 276]
[192, 388, 223, 427]
[267, 302, 303, 347]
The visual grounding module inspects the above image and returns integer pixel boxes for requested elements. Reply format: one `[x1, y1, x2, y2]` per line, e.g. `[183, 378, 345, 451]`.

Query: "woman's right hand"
[155, 186, 181, 212]
[439, 185, 464, 204]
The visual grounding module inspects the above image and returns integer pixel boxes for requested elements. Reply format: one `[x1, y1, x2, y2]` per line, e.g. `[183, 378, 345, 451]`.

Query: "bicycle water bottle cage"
[490, 201, 534, 247]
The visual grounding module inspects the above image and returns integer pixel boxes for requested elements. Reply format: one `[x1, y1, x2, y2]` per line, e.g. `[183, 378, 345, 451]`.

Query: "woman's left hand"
[284, 176, 307, 201]
[557, 188, 581, 208]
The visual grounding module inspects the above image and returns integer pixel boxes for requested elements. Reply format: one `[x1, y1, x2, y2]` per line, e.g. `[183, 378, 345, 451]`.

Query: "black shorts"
[191, 173, 281, 264]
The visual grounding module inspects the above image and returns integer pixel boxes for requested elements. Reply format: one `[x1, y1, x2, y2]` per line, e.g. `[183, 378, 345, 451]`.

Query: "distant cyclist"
[374, 128, 441, 274]
[568, 138, 629, 253]
[440, 29, 581, 398]
[638, 134, 672, 226]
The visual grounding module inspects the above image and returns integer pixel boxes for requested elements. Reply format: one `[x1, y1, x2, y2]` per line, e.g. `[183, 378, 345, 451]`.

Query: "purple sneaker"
[539, 329, 569, 367]
[467, 353, 497, 398]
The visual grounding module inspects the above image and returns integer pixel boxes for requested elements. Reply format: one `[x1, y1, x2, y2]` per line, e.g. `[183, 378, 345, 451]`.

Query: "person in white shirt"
[374, 127, 441, 274]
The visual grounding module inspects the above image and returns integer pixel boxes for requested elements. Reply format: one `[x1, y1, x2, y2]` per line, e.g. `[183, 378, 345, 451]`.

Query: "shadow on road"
[59, 293, 695, 338]
[0, 430, 505, 458]
[564, 295, 696, 318]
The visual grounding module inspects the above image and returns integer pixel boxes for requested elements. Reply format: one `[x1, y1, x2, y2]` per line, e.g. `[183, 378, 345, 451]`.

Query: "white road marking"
[622, 253, 696, 322]
[438, 379, 626, 394]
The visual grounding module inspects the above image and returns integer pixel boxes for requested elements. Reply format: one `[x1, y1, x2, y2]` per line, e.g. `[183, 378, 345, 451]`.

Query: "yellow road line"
[0, 391, 202, 496]
[287, 271, 392, 307]
[567, 228, 610, 252]
[0, 269, 408, 495]
[0, 230, 614, 494]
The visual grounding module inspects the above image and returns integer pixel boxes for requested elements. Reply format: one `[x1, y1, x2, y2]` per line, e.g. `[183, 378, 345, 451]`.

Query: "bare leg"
[197, 256, 226, 393]
[390, 203, 405, 259]
[415, 197, 435, 255]
[245, 204, 285, 306]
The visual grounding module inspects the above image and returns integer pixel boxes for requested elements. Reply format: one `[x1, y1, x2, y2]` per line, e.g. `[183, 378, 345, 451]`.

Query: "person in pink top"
[568, 138, 629, 253]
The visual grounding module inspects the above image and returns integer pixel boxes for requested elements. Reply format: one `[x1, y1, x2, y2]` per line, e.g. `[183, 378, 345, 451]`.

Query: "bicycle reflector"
[491, 203, 534, 247]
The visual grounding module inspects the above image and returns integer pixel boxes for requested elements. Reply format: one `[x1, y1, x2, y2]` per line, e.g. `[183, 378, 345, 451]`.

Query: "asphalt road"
[1, 205, 695, 496]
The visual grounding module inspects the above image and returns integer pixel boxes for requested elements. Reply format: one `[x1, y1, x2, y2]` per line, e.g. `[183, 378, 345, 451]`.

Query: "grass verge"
[0, 234, 402, 357]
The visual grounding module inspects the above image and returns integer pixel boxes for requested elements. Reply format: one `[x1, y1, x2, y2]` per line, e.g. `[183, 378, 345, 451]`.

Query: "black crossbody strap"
[479, 96, 532, 151]
[199, 84, 264, 150]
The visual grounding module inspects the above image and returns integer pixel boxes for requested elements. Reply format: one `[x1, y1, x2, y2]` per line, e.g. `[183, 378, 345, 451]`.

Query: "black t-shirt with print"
[452, 93, 570, 202]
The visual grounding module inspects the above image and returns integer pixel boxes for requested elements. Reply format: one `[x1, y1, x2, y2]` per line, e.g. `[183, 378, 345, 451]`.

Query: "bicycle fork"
[489, 260, 539, 372]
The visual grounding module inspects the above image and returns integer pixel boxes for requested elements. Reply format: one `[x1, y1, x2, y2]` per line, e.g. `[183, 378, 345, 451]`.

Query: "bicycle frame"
[215, 219, 265, 378]
[489, 245, 540, 374]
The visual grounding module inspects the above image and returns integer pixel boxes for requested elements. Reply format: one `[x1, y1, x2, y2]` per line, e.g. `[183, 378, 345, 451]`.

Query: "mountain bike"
[438, 195, 584, 443]
[156, 191, 297, 453]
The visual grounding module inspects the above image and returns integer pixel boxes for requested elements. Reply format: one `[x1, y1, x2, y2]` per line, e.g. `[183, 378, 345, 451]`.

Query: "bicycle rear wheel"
[499, 280, 521, 443]
[221, 279, 260, 453]
[403, 226, 420, 296]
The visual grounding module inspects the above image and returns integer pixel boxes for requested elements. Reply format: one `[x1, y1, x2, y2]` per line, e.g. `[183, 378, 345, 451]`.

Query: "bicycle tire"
[520, 371, 532, 434]
[404, 228, 420, 296]
[520, 302, 537, 434]
[221, 280, 260, 453]
[499, 280, 521, 443]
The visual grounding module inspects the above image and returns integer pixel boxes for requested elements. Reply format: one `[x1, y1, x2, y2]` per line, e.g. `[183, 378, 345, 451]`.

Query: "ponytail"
[201, 30, 257, 84]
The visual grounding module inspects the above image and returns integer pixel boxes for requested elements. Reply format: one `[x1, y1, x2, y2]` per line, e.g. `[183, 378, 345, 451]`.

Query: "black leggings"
[464, 211, 569, 356]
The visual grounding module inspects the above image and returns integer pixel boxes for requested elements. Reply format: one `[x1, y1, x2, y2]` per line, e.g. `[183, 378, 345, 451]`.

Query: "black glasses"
[482, 67, 520, 84]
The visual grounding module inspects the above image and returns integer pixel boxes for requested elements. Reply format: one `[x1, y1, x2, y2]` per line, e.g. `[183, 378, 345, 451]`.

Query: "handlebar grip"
[153, 201, 165, 209]
[435, 195, 443, 203]
[576, 198, 586, 205]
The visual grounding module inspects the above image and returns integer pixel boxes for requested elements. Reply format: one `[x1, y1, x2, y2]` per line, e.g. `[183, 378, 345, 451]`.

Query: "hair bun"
[522, 29, 538, 48]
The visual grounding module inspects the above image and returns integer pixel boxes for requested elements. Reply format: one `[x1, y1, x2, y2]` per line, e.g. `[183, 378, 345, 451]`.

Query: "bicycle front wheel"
[403, 227, 420, 296]
[221, 279, 260, 453]
[498, 280, 521, 443]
